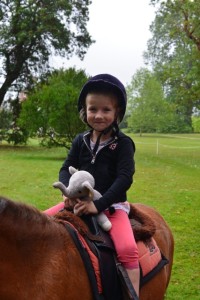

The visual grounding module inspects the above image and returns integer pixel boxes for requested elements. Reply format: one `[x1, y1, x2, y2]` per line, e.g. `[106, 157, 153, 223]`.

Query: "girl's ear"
[69, 166, 78, 175]
[79, 107, 87, 124]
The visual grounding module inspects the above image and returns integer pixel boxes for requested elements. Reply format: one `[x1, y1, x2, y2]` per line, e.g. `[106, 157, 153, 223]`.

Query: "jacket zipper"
[83, 134, 118, 164]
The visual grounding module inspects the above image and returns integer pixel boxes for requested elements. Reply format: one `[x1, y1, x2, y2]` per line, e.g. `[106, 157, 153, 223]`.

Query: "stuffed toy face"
[65, 167, 95, 199]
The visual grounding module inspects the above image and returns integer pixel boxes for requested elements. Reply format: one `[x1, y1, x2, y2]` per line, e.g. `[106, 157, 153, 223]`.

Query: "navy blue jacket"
[59, 130, 135, 213]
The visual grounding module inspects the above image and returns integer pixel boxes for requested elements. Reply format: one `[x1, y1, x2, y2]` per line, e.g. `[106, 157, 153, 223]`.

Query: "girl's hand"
[63, 195, 78, 211]
[74, 200, 98, 216]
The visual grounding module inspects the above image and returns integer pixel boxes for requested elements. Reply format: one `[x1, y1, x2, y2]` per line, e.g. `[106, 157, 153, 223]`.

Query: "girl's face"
[86, 93, 119, 133]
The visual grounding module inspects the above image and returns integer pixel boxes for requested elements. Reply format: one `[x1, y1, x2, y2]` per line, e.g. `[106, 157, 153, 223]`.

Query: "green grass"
[128, 133, 200, 299]
[0, 133, 200, 299]
[0, 141, 66, 210]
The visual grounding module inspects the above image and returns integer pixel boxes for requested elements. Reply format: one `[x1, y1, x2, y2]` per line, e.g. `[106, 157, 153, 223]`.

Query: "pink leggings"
[104, 209, 139, 269]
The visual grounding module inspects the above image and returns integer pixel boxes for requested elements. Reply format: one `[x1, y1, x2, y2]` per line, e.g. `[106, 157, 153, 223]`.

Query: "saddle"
[54, 205, 168, 300]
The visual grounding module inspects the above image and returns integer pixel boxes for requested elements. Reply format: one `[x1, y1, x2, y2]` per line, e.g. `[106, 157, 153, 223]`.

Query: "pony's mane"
[0, 196, 50, 227]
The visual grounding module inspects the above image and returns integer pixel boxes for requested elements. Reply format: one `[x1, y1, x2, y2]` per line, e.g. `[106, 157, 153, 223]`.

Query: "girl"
[59, 74, 140, 297]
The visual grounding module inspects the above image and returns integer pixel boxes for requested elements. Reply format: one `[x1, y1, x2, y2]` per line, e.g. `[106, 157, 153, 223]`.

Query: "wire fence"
[134, 135, 200, 155]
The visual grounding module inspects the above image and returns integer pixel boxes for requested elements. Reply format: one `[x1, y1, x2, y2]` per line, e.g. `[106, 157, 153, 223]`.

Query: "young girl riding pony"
[59, 74, 140, 297]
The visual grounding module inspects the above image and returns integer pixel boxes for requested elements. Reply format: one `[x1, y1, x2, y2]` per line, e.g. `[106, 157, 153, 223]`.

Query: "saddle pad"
[64, 221, 102, 293]
[138, 238, 161, 277]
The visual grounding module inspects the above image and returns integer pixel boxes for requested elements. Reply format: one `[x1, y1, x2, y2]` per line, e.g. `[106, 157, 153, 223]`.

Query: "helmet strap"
[92, 132, 103, 156]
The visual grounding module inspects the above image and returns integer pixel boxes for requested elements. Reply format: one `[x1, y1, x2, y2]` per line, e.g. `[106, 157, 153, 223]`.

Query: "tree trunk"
[0, 74, 19, 107]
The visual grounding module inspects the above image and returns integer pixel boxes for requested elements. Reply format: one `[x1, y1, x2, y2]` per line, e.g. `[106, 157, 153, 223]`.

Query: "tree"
[192, 116, 200, 132]
[145, 0, 200, 128]
[0, 107, 12, 130]
[127, 68, 177, 134]
[0, 100, 29, 145]
[0, 0, 93, 106]
[18, 68, 88, 148]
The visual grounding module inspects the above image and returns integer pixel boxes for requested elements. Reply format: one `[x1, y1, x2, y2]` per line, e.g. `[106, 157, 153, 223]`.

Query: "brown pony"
[0, 196, 174, 300]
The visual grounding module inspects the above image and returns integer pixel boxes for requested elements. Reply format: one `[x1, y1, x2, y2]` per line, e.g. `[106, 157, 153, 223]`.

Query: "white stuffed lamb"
[53, 166, 112, 231]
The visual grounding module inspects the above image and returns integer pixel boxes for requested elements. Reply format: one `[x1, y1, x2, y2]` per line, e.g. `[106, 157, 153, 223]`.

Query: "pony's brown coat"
[0, 197, 174, 300]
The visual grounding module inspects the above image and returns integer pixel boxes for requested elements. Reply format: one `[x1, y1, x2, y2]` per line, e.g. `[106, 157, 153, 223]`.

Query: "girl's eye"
[89, 108, 96, 112]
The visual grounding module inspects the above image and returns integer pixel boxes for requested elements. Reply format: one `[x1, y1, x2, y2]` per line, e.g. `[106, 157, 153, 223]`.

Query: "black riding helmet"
[78, 74, 127, 156]
[78, 74, 127, 123]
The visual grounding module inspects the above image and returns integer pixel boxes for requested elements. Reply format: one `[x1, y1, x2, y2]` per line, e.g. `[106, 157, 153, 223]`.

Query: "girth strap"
[64, 222, 104, 300]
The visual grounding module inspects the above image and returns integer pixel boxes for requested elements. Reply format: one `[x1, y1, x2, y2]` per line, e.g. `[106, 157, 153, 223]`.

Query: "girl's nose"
[95, 111, 103, 119]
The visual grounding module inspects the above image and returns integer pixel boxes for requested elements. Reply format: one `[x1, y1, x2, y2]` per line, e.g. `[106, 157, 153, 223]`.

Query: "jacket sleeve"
[94, 137, 135, 213]
[59, 134, 81, 186]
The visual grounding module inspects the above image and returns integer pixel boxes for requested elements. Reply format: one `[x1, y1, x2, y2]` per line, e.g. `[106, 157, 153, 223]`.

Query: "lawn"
[0, 133, 200, 299]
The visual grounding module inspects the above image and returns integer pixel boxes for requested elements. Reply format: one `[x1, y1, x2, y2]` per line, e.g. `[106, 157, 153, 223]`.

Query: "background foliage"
[0, 0, 93, 106]
[144, 0, 200, 129]
[1, 0, 200, 141]
[126, 68, 181, 134]
[18, 68, 88, 148]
